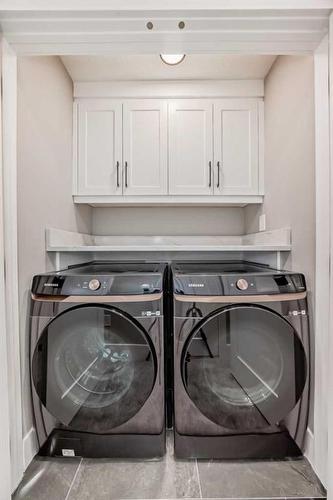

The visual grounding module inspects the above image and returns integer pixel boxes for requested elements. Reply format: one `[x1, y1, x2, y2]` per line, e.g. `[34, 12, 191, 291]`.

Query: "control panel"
[174, 273, 306, 296]
[32, 274, 163, 296]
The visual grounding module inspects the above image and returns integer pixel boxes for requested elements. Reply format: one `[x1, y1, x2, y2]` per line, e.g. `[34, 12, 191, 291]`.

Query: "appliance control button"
[236, 278, 249, 291]
[89, 279, 101, 291]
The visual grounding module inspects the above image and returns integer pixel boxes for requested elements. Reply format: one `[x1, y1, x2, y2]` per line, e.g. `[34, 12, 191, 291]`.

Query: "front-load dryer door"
[181, 304, 307, 431]
[32, 304, 157, 433]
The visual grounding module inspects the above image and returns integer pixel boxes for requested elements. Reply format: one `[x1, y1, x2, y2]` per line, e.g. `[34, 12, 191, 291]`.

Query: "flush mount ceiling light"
[160, 54, 186, 66]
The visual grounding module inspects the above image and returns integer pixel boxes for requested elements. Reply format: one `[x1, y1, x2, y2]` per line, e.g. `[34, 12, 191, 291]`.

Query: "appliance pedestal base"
[174, 429, 302, 459]
[39, 428, 166, 459]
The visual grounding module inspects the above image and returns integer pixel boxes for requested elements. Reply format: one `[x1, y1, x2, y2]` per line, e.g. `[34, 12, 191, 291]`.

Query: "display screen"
[274, 275, 289, 287]
[254, 275, 290, 293]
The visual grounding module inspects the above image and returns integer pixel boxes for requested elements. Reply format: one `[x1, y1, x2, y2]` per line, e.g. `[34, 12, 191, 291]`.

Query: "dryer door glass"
[32, 305, 157, 432]
[182, 305, 307, 430]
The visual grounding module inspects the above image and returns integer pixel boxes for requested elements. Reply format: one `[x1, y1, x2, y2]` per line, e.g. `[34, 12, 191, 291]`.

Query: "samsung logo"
[44, 283, 59, 287]
[188, 283, 205, 288]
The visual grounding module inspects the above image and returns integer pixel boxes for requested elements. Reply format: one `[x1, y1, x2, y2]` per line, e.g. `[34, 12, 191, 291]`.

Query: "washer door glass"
[182, 305, 307, 430]
[32, 305, 156, 432]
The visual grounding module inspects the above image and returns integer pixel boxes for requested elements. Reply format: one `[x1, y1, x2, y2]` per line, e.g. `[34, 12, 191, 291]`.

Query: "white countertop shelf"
[73, 195, 264, 207]
[47, 244, 291, 252]
[46, 228, 292, 253]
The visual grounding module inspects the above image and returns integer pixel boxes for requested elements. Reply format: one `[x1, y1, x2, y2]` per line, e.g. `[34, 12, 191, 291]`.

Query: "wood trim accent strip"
[174, 291, 307, 303]
[31, 292, 163, 303]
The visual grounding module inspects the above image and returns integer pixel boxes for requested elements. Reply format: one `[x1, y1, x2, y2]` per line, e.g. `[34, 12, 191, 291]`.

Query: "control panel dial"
[88, 279, 101, 291]
[236, 278, 249, 291]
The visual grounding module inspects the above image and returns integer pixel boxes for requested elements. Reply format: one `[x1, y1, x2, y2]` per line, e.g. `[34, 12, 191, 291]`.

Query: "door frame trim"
[313, 33, 330, 487]
[0, 37, 13, 500]
[1, 37, 23, 493]
[327, 14, 333, 497]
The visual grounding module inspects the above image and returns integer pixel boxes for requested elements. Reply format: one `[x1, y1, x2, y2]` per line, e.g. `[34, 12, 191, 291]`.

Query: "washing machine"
[30, 261, 167, 458]
[172, 261, 310, 459]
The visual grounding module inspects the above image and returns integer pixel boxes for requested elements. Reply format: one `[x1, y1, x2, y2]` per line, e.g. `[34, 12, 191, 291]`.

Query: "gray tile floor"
[13, 434, 326, 500]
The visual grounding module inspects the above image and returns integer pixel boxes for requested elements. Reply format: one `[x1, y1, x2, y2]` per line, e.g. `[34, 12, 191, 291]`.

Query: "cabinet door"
[214, 99, 259, 195]
[169, 100, 213, 195]
[123, 100, 168, 195]
[77, 99, 122, 195]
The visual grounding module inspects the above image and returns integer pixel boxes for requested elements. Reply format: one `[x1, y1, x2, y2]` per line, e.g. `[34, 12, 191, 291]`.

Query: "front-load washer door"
[32, 304, 157, 433]
[181, 304, 307, 431]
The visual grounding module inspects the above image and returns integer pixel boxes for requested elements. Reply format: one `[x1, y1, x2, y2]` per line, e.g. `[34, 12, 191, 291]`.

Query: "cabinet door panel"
[214, 99, 259, 195]
[77, 99, 122, 195]
[123, 100, 168, 195]
[169, 100, 213, 195]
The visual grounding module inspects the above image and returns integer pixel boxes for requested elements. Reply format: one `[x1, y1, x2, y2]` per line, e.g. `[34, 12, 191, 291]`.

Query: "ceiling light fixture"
[160, 54, 186, 66]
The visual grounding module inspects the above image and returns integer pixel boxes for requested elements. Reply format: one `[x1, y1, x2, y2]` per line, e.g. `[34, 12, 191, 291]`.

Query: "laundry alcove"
[0, 5, 331, 499]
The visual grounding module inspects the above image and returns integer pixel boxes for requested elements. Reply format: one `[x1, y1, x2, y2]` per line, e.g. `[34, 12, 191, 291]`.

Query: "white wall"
[92, 207, 245, 236]
[245, 55, 315, 433]
[17, 56, 92, 449]
[61, 54, 276, 81]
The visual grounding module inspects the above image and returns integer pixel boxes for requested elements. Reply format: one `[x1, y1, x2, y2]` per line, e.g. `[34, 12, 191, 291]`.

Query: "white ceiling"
[61, 54, 277, 82]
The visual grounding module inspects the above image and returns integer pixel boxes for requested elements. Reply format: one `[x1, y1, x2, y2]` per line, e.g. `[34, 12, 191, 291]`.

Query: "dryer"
[30, 261, 167, 458]
[172, 261, 309, 459]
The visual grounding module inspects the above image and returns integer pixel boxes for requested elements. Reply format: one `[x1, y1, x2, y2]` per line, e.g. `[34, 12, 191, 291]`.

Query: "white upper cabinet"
[123, 100, 168, 195]
[76, 99, 122, 195]
[73, 93, 263, 205]
[168, 100, 213, 195]
[213, 99, 259, 195]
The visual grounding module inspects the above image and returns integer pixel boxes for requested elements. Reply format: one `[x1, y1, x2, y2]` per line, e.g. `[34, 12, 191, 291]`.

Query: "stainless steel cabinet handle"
[116, 161, 120, 188]
[217, 161, 220, 188]
[124, 161, 128, 188]
[209, 161, 212, 187]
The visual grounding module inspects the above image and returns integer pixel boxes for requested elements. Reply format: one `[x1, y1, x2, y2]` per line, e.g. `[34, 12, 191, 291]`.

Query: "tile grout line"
[195, 459, 203, 499]
[64, 458, 83, 500]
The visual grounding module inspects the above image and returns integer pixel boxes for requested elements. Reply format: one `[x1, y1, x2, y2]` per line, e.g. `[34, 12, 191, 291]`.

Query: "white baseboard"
[304, 427, 315, 467]
[23, 427, 38, 471]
